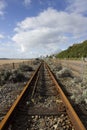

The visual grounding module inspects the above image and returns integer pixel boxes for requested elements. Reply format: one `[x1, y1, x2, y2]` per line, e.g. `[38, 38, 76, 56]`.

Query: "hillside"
[56, 40, 87, 58]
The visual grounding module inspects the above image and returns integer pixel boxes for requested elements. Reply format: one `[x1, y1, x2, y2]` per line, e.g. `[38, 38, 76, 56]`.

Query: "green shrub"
[56, 40, 87, 58]
[9, 70, 27, 83]
[19, 64, 33, 71]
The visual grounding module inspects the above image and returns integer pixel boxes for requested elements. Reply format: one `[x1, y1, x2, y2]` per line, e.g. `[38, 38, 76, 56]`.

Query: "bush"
[9, 70, 27, 83]
[56, 40, 87, 58]
[0, 70, 11, 85]
[4, 70, 11, 80]
[57, 68, 73, 78]
[19, 64, 33, 71]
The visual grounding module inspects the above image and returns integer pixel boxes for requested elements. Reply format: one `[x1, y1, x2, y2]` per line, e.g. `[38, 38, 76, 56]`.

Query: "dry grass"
[0, 59, 35, 70]
[0, 59, 31, 65]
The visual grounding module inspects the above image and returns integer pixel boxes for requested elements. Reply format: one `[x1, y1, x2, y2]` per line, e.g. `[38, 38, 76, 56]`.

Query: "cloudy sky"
[0, 0, 87, 58]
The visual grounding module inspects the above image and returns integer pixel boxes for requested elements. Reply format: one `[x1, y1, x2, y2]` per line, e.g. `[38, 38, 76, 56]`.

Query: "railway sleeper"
[0, 62, 86, 130]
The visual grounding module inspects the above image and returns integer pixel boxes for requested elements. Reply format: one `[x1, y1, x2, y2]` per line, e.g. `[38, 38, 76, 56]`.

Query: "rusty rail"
[45, 62, 86, 130]
[0, 61, 86, 130]
[0, 63, 42, 130]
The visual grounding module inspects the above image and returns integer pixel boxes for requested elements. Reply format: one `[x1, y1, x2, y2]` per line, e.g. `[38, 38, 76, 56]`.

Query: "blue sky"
[0, 0, 87, 58]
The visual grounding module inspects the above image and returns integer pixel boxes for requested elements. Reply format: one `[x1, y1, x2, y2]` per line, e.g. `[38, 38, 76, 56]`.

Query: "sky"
[0, 0, 87, 58]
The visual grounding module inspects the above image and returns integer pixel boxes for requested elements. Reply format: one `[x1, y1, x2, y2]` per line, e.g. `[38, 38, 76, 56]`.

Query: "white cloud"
[0, 34, 4, 39]
[23, 0, 31, 7]
[66, 0, 87, 15]
[0, 0, 6, 16]
[0, 42, 20, 58]
[12, 8, 87, 58]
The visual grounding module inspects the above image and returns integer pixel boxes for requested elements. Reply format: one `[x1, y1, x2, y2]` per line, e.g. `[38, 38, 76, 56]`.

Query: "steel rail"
[31, 69, 40, 98]
[45, 62, 86, 130]
[0, 63, 42, 130]
[0, 61, 86, 130]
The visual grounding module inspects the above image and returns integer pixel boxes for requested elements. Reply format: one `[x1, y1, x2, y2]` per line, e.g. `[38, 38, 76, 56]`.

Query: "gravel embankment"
[46, 59, 87, 128]
[0, 60, 40, 121]
[46, 59, 87, 105]
[27, 96, 74, 130]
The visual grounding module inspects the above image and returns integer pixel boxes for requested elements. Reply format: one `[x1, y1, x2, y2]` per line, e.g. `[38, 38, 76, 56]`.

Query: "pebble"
[27, 115, 75, 130]
[0, 61, 40, 122]
[53, 124, 58, 129]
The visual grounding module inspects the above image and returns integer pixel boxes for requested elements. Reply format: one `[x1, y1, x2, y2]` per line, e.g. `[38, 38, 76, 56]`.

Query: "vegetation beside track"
[56, 40, 87, 59]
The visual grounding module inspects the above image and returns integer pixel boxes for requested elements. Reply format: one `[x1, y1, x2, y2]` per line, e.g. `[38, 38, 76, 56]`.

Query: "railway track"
[0, 62, 86, 130]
